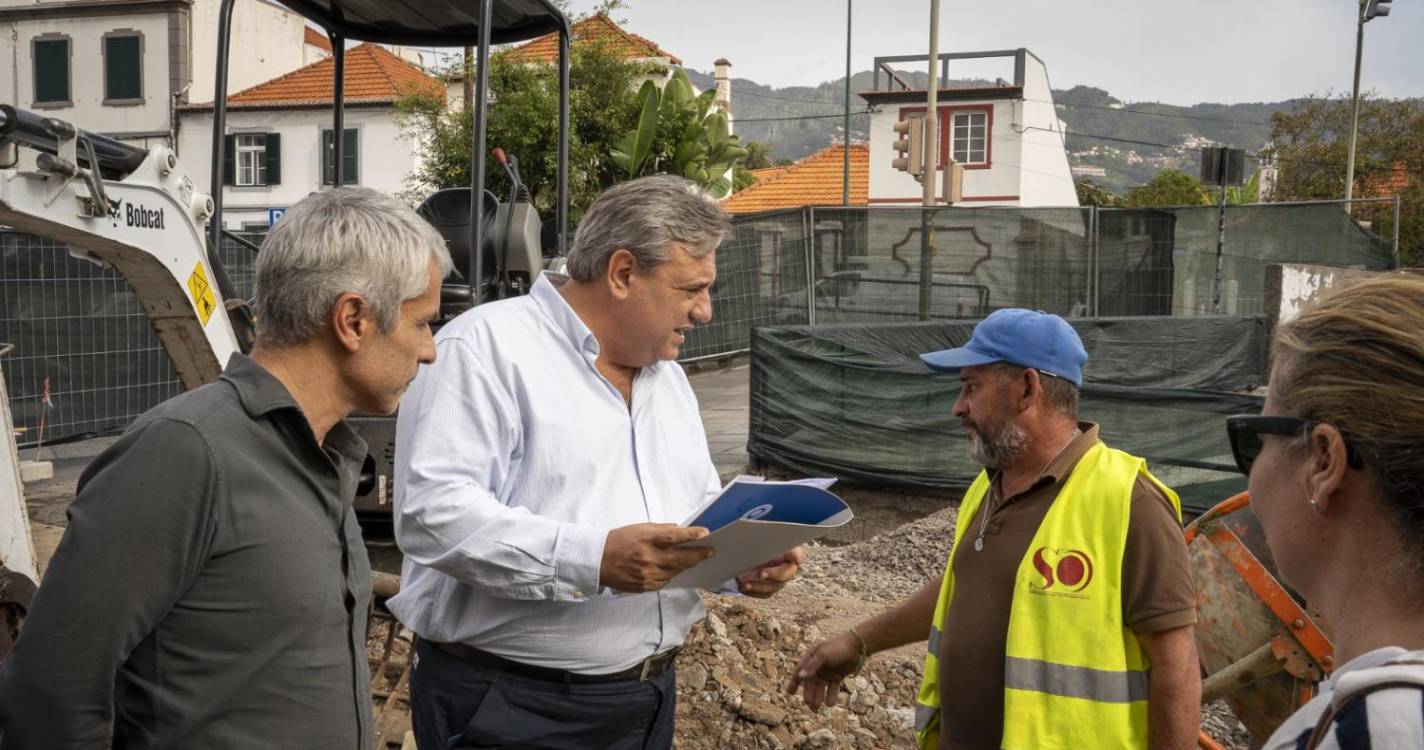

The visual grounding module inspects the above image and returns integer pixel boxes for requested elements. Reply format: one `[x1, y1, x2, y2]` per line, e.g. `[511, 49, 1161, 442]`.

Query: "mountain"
[687, 68, 1296, 192]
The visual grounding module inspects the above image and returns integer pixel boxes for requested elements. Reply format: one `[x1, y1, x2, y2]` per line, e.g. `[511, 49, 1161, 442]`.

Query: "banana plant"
[609, 69, 749, 198]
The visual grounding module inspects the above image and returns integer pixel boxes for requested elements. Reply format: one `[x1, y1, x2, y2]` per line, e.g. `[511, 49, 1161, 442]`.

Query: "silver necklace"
[974, 429, 1080, 552]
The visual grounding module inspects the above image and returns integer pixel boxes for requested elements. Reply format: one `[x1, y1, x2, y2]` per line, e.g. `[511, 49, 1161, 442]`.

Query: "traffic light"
[1364, 0, 1390, 21]
[891, 117, 924, 178]
[942, 162, 964, 204]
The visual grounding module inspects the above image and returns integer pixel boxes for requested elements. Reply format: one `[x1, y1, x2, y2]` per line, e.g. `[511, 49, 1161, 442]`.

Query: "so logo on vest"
[1028, 547, 1094, 598]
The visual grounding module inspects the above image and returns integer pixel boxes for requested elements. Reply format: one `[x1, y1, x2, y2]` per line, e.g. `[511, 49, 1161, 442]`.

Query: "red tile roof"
[506, 13, 680, 65]
[196, 42, 441, 109]
[303, 26, 332, 53]
[722, 144, 868, 215]
[749, 166, 791, 184]
[1359, 161, 1411, 198]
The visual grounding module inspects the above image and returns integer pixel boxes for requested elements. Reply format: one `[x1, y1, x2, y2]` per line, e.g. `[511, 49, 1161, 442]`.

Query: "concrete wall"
[188, 0, 306, 104]
[178, 106, 421, 229]
[1015, 56, 1078, 207]
[1, 12, 173, 138]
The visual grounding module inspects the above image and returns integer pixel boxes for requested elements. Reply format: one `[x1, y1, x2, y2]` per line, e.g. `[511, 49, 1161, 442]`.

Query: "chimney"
[714, 58, 733, 120]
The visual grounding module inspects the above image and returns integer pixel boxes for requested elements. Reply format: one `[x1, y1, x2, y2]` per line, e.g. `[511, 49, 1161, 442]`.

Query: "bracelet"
[847, 625, 869, 676]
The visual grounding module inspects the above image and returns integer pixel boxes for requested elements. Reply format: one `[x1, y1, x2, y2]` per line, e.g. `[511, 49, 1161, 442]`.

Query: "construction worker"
[0, 187, 451, 749]
[1234, 274, 1424, 750]
[789, 309, 1201, 750]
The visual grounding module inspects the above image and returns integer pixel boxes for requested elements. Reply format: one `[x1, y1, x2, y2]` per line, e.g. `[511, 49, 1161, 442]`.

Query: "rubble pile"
[674, 599, 923, 749]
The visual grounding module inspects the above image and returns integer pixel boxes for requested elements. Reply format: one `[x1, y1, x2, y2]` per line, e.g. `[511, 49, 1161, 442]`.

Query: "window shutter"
[104, 35, 142, 100]
[264, 133, 281, 185]
[322, 129, 334, 185]
[222, 134, 235, 186]
[342, 128, 358, 185]
[34, 40, 70, 103]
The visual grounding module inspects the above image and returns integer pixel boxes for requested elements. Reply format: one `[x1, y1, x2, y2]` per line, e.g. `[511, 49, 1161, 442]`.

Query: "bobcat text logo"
[1029, 547, 1094, 596]
[124, 202, 166, 230]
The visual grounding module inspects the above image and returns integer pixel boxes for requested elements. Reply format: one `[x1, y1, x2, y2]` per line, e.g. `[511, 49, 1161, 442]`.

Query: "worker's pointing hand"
[787, 633, 862, 710]
[599, 523, 715, 593]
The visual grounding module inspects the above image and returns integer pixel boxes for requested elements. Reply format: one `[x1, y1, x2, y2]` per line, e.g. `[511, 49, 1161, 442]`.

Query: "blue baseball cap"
[920, 309, 1088, 387]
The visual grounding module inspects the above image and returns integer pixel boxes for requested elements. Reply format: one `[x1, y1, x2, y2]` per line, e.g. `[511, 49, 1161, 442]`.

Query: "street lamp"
[1344, 0, 1391, 209]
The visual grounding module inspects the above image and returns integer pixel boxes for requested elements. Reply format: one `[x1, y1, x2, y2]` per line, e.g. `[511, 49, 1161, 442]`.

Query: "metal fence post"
[1393, 196, 1402, 269]
[805, 206, 817, 326]
[1089, 206, 1100, 317]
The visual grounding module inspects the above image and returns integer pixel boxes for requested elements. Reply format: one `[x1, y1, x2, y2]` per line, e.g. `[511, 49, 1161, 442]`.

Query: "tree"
[730, 141, 776, 193]
[1074, 178, 1122, 207]
[609, 69, 749, 197]
[1270, 93, 1424, 266]
[1123, 169, 1212, 207]
[395, 38, 642, 224]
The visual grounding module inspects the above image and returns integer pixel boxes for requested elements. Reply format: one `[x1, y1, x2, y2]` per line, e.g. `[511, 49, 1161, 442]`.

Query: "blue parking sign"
[268, 207, 287, 226]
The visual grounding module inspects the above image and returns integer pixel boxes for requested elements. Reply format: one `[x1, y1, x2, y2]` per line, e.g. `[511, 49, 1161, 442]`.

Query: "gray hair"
[991, 363, 1079, 420]
[565, 175, 731, 282]
[254, 187, 453, 347]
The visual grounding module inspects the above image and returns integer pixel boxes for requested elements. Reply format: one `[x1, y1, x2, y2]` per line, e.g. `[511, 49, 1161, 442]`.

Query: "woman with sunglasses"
[1226, 272, 1424, 750]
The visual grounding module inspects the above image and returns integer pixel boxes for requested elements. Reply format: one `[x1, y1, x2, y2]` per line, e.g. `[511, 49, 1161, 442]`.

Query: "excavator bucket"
[1187, 493, 1333, 748]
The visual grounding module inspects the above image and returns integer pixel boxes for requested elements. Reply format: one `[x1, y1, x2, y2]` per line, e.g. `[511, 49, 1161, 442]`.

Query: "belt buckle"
[638, 656, 654, 682]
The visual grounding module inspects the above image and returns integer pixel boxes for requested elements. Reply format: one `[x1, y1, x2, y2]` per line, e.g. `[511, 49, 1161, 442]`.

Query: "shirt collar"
[221, 353, 366, 460]
[531, 273, 601, 358]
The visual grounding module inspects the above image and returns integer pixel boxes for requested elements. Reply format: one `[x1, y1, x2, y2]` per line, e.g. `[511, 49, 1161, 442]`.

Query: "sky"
[560, 0, 1423, 106]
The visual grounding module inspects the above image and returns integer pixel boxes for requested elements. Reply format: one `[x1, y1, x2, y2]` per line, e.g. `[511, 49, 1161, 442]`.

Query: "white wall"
[178, 106, 422, 229]
[867, 99, 1020, 206]
[1, 13, 172, 137]
[1014, 56, 1079, 207]
[188, 0, 306, 104]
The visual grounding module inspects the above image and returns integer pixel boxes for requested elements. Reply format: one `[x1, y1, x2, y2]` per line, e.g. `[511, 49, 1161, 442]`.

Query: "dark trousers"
[410, 639, 677, 750]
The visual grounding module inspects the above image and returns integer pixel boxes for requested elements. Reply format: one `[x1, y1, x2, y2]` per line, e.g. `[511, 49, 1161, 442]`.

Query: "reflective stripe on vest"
[1004, 656, 1149, 703]
[913, 442, 1181, 750]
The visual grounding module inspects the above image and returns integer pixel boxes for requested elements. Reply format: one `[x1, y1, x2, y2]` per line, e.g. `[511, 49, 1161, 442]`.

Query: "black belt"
[434, 641, 679, 684]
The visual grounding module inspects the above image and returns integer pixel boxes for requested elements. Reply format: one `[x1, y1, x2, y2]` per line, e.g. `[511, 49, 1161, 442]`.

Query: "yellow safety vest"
[914, 442, 1180, 750]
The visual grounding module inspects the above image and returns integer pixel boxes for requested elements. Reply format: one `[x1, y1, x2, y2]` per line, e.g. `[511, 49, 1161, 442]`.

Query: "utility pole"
[917, 0, 941, 320]
[842, 0, 852, 205]
[463, 46, 474, 116]
[922, 0, 940, 208]
[1345, 0, 1392, 212]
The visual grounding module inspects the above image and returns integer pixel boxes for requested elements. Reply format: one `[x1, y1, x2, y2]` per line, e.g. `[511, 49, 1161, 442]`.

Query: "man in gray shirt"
[0, 187, 451, 749]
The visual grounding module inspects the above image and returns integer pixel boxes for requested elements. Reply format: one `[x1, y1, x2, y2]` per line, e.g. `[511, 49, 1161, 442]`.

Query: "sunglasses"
[1225, 415, 1364, 476]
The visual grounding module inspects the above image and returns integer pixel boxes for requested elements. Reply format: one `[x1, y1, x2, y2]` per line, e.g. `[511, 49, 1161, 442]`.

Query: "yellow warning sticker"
[187, 261, 217, 326]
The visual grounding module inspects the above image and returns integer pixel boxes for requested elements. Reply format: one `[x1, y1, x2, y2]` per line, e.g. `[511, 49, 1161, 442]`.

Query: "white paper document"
[666, 476, 853, 590]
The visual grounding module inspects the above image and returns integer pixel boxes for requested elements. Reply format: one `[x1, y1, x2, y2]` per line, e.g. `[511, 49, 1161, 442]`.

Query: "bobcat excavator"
[0, 2, 1332, 747]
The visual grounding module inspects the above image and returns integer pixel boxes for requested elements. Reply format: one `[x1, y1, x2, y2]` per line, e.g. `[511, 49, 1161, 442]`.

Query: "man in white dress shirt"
[391, 175, 804, 749]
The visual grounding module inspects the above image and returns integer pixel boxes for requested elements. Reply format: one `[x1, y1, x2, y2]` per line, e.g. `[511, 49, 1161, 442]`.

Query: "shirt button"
[573, 590, 585, 599]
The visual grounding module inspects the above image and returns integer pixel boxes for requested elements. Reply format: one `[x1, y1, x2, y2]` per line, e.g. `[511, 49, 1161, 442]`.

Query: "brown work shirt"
[937, 423, 1195, 750]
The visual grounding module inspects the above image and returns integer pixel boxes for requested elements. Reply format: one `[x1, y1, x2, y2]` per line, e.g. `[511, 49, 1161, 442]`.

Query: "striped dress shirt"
[388, 274, 723, 674]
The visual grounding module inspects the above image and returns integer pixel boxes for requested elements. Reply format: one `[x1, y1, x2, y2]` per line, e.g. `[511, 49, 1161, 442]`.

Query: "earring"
[1308, 497, 1321, 513]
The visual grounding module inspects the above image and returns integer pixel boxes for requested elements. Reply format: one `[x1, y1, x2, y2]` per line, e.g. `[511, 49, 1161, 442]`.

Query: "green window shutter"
[342, 128, 358, 185]
[33, 39, 70, 103]
[104, 35, 142, 100]
[322, 129, 334, 185]
[222, 134, 235, 186]
[264, 133, 281, 185]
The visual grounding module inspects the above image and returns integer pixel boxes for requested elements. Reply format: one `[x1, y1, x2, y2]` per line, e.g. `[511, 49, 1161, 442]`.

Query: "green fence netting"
[748, 316, 1267, 515]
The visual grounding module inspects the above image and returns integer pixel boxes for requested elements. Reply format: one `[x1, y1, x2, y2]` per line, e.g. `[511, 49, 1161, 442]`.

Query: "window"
[322, 128, 359, 185]
[222, 133, 281, 187]
[103, 31, 143, 103]
[236, 135, 267, 186]
[33, 36, 71, 106]
[952, 112, 988, 165]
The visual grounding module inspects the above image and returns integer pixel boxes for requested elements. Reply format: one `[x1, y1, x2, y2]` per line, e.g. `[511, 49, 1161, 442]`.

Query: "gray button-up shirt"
[0, 354, 373, 749]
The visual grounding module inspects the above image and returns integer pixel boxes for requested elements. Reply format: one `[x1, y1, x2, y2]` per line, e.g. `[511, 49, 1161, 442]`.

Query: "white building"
[0, 0, 312, 151]
[862, 49, 1079, 207]
[178, 42, 440, 230]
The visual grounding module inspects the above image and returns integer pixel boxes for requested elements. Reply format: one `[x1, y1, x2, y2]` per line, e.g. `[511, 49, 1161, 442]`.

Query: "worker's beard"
[966, 415, 1029, 469]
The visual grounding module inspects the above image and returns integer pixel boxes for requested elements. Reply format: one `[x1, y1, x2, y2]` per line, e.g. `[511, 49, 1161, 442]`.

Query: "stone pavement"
[685, 359, 751, 479]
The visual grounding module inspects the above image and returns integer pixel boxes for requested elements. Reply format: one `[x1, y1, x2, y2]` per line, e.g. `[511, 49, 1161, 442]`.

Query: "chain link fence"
[0, 198, 1398, 447]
